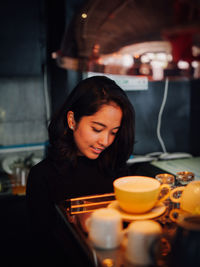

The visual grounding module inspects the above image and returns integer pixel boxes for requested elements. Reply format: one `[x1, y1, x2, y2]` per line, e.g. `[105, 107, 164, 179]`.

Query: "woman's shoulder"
[29, 157, 52, 174]
[28, 157, 71, 182]
[28, 157, 62, 183]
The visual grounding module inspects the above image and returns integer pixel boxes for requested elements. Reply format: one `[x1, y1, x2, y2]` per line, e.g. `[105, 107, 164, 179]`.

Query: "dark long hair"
[48, 75, 135, 175]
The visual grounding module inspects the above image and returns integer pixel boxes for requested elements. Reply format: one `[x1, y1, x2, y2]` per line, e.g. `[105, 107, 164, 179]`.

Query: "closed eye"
[92, 127, 103, 133]
[92, 127, 118, 136]
[111, 130, 118, 136]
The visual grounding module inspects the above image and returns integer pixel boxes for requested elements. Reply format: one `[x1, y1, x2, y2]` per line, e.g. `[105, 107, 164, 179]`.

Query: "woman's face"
[71, 103, 122, 159]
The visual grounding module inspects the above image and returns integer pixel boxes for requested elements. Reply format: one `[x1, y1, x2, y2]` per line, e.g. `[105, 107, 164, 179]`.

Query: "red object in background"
[165, 0, 199, 63]
[166, 32, 194, 63]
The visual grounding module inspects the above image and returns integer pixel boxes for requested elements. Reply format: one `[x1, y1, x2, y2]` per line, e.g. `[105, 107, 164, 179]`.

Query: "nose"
[98, 132, 110, 147]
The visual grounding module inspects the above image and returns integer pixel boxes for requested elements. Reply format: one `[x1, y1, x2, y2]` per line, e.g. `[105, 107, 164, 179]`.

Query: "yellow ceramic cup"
[169, 181, 200, 215]
[113, 176, 170, 214]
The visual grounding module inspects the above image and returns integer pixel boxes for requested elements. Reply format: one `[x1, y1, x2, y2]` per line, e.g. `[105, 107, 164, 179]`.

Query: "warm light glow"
[141, 52, 170, 67]
[167, 54, 173, 62]
[150, 61, 165, 80]
[100, 53, 133, 67]
[151, 60, 167, 68]
[146, 53, 155, 60]
[119, 41, 172, 56]
[177, 60, 190, 69]
[191, 61, 199, 68]
[51, 52, 58, 59]
[156, 53, 167, 61]
[134, 54, 140, 59]
[81, 13, 87, 19]
[122, 54, 134, 67]
[192, 46, 200, 57]
[141, 55, 150, 63]
[192, 61, 200, 78]
[97, 57, 103, 64]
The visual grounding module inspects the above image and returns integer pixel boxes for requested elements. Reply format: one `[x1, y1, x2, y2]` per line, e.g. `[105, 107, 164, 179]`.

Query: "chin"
[86, 153, 100, 160]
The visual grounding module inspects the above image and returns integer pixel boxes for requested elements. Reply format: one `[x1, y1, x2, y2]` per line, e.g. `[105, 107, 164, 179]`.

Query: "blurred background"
[0, 0, 200, 264]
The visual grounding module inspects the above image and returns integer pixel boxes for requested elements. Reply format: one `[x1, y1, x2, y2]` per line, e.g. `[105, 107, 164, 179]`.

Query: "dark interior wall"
[0, 0, 45, 76]
[127, 80, 190, 154]
[190, 79, 200, 155]
[45, 0, 68, 114]
[0, 0, 49, 147]
[0, 0, 68, 113]
[46, 0, 87, 113]
[127, 79, 200, 156]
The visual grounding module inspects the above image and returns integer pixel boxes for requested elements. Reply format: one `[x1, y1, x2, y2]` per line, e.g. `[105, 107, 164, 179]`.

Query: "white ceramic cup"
[125, 220, 162, 266]
[169, 181, 200, 215]
[86, 208, 123, 249]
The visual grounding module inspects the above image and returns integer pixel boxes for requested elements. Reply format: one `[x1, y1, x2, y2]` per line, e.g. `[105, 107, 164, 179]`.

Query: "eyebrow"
[92, 121, 120, 130]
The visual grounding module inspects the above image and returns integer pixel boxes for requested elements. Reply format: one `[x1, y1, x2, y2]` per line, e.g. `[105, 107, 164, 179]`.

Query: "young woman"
[26, 75, 135, 265]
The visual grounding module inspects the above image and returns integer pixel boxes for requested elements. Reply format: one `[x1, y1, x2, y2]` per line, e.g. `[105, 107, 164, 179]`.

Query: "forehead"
[85, 103, 122, 125]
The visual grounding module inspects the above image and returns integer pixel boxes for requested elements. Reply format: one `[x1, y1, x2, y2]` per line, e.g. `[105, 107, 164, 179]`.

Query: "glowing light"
[191, 61, 199, 68]
[177, 60, 190, 69]
[122, 54, 134, 67]
[146, 53, 155, 60]
[81, 13, 87, 19]
[99, 53, 133, 68]
[141, 55, 150, 63]
[192, 46, 200, 57]
[97, 57, 103, 64]
[156, 53, 167, 61]
[150, 61, 165, 80]
[51, 52, 58, 59]
[134, 54, 140, 59]
[167, 54, 173, 62]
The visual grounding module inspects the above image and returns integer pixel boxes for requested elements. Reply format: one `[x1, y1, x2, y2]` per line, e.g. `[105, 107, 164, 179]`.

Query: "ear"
[67, 111, 76, 130]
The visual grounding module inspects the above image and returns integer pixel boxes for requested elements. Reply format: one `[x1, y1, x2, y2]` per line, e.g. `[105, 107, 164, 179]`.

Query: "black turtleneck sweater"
[26, 156, 129, 266]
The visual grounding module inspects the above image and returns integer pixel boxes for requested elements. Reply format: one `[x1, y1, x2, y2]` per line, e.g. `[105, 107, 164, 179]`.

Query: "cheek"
[74, 127, 94, 146]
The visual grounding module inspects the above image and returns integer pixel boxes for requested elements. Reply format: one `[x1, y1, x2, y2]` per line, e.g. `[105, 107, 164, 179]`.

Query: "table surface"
[151, 157, 200, 180]
[57, 193, 181, 267]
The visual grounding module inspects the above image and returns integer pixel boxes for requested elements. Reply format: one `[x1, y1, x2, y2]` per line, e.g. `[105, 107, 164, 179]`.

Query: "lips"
[91, 146, 104, 154]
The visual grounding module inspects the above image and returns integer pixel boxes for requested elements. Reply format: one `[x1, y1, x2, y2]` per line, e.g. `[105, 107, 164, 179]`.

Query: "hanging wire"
[156, 77, 169, 153]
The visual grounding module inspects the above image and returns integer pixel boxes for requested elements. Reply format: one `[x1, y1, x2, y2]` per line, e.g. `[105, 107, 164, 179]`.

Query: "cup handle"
[169, 186, 184, 203]
[169, 208, 185, 222]
[157, 184, 171, 204]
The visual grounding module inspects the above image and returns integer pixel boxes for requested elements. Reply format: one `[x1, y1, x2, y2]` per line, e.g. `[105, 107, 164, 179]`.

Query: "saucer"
[108, 201, 166, 221]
